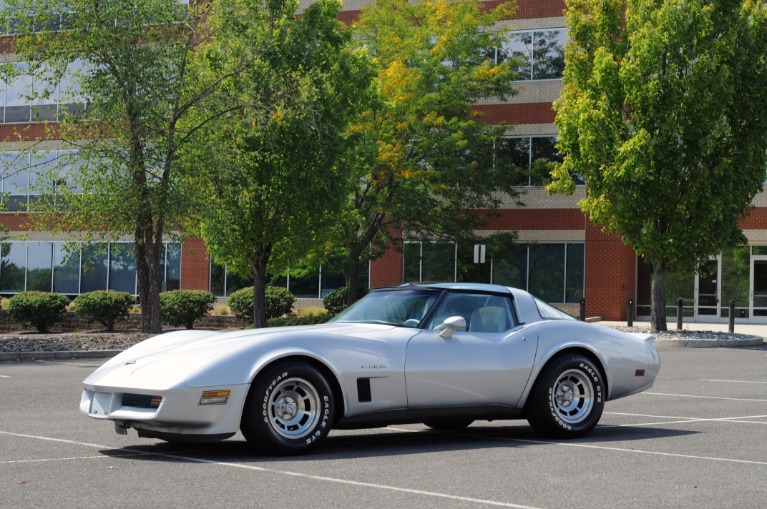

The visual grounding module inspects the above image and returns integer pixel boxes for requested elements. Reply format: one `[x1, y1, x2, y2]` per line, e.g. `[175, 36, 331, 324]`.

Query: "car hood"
[82, 323, 399, 391]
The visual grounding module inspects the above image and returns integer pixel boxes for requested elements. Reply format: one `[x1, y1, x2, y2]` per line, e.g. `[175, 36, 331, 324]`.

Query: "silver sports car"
[80, 283, 660, 455]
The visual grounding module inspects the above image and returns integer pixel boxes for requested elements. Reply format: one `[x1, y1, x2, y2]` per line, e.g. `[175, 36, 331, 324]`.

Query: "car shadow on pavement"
[98, 423, 698, 463]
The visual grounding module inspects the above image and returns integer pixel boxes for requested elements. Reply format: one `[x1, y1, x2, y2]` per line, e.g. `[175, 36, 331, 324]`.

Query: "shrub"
[8, 291, 70, 333]
[323, 286, 367, 316]
[267, 313, 329, 327]
[228, 286, 296, 321]
[73, 290, 135, 331]
[159, 290, 216, 329]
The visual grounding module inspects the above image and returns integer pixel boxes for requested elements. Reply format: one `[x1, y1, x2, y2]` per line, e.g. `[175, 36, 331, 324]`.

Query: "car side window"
[428, 293, 517, 333]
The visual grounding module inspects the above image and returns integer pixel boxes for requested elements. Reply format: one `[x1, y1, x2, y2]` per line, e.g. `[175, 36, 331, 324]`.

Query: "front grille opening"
[122, 393, 162, 408]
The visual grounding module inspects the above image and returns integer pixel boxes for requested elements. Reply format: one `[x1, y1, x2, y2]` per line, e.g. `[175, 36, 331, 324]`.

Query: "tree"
[181, 0, 374, 327]
[548, 0, 767, 331]
[0, 0, 226, 332]
[330, 0, 523, 303]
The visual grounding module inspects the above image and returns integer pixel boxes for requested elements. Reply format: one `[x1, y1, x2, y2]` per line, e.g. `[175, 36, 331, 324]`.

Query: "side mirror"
[439, 316, 466, 338]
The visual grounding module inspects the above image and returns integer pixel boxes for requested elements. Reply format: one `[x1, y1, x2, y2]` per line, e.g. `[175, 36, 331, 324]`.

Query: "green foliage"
[228, 286, 296, 321]
[73, 290, 135, 331]
[182, 0, 374, 327]
[267, 314, 329, 327]
[549, 0, 767, 329]
[159, 290, 216, 330]
[326, 0, 522, 298]
[323, 286, 367, 316]
[0, 0, 218, 333]
[8, 292, 70, 333]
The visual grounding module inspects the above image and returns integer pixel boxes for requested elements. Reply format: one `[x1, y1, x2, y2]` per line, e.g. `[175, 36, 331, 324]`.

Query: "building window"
[497, 136, 565, 187]
[404, 241, 457, 282]
[403, 240, 584, 304]
[0, 60, 89, 124]
[209, 262, 368, 299]
[492, 29, 567, 81]
[1, 149, 82, 212]
[0, 240, 180, 295]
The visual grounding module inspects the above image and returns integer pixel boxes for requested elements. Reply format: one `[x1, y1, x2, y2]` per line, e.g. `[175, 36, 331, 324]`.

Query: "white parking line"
[504, 438, 767, 466]
[644, 391, 767, 402]
[605, 411, 767, 424]
[0, 429, 542, 509]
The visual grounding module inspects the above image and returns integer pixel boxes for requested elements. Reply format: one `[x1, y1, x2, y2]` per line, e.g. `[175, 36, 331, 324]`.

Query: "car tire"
[241, 362, 335, 455]
[526, 354, 604, 438]
[423, 419, 474, 431]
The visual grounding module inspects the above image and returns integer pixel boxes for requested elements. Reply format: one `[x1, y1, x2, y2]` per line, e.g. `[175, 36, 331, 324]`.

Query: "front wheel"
[526, 354, 604, 438]
[241, 362, 335, 455]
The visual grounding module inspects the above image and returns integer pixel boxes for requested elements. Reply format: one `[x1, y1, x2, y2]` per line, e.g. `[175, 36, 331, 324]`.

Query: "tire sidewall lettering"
[546, 359, 603, 432]
[258, 368, 332, 447]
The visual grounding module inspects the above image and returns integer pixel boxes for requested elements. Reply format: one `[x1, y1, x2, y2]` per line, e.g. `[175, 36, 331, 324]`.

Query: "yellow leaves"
[470, 63, 502, 82]
[378, 142, 404, 168]
[381, 60, 418, 102]
[271, 108, 283, 124]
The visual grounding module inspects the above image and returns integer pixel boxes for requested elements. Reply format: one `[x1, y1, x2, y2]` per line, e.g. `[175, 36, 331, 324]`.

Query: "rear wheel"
[526, 354, 604, 438]
[241, 362, 335, 455]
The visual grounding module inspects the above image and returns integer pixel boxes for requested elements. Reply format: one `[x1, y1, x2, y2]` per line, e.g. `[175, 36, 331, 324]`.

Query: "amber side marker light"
[199, 390, 231, 405]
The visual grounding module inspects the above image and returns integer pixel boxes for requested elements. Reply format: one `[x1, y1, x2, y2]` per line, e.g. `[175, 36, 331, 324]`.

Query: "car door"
[404, 292, 538, 408]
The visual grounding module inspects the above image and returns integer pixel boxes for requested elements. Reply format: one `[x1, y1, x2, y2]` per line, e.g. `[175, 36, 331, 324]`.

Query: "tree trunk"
[650, 260, 668, 332]
[251, 246, 272, 329]
[346, 258, 359, 307]
[135, 227, 163, 334]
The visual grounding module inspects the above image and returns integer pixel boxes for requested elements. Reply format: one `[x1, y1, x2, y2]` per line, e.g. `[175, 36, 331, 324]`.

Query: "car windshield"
[329, 289, 440, 327]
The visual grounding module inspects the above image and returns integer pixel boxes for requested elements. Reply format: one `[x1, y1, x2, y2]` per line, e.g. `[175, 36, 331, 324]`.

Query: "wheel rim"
[552, 369, 594, 424]
[267, 377, 321, 439]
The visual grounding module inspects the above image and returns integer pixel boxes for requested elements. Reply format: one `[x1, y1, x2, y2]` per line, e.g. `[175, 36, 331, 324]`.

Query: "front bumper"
[79, 384, 249, 437]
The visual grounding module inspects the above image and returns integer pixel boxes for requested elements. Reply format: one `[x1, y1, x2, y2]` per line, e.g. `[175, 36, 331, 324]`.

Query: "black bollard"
[677, 297, 683, 331]
[627, 299, 634, 327]
[580, 298, 586, 321]
[729, 300, 735, 333]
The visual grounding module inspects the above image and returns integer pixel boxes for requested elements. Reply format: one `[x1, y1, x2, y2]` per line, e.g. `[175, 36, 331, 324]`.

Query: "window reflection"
[497, 136, 563, 187]
[1, 149, 84, 212]
[404, 241, 585, 304]
[496, 28, 567, 81]
[0, 240, 180, 295]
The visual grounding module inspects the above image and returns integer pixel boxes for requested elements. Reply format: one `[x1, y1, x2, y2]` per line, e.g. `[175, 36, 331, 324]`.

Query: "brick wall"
[181, 238, 211, 290]
[583, 221, 637, 321]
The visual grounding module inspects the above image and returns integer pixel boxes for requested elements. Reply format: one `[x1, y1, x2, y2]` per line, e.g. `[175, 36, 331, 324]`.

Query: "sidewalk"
[599, 319, 767, 336]
[597, 319, 766, 348]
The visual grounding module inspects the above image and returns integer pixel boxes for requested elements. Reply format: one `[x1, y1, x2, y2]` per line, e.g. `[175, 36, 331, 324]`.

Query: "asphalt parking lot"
[2, 344, 766, 509]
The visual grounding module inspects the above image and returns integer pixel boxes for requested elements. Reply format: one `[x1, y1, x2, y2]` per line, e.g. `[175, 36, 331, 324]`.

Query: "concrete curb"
[656, 336, 765, 348]
[0, 350, 121, 362]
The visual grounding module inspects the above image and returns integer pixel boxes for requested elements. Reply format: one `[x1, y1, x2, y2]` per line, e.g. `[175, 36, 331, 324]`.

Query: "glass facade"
[1, 149, 81, 212]
[636, 247, 757, 319]
[0, 61, 88, 124]
[492, 29, 567, 81]
[497, 136, 565, 187]
[210, 262, 368, 299]
[0, 240, 181, 296]
[404, 241, 584, 304]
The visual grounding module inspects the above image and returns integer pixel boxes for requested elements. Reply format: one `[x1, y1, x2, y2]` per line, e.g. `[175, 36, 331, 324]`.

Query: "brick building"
[1, 0, 765, 323]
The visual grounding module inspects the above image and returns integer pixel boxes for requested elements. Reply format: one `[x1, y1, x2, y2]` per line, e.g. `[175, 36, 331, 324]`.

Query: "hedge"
[73, 290, 135, 331]
[8, 291, 70, 333]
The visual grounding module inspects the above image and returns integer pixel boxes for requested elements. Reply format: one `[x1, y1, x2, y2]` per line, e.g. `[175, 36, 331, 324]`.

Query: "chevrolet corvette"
[80, 283, 660, 455]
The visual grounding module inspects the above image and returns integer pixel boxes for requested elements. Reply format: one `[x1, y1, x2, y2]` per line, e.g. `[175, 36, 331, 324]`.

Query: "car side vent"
[357, 378, 372, 403]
